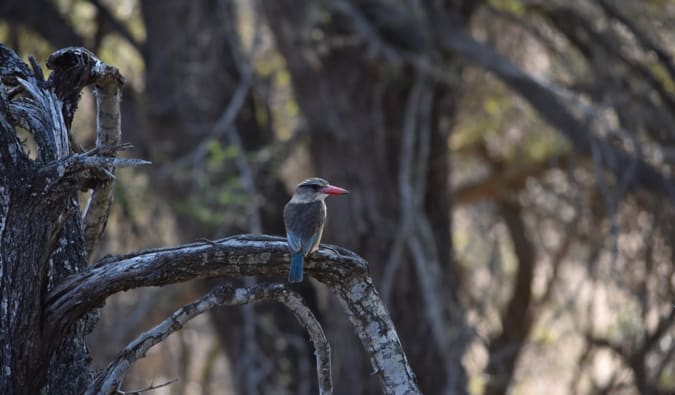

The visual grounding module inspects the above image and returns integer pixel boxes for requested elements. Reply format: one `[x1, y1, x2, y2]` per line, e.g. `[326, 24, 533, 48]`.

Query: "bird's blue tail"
[288, 253, 304, 283]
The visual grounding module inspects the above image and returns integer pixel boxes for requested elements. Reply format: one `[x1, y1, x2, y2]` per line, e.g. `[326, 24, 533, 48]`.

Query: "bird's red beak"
[320, 184, 350, 195]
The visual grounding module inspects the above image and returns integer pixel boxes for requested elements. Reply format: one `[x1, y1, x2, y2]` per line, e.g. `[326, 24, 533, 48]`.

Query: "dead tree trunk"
[0, 45, 419, 395]
[0, 44, 135, 394]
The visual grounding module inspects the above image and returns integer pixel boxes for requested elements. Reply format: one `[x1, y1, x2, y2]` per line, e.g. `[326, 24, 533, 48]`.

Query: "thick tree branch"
[432, 23, 675, 199]
[45, 234, 419, 394]
[88, 283, 332, 395]
[82, 53, 125, 258]
[330, 276, 420, 395]
[46, 46, 125, 128]
[11, 77, 69, 162]
[0, 44, 129, 393]
[0, 43, 32, 82]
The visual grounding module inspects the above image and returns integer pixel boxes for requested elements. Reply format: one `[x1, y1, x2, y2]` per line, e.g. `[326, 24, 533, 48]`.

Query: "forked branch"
[46, 235, 420, 394]
[88, 283, 332, 395]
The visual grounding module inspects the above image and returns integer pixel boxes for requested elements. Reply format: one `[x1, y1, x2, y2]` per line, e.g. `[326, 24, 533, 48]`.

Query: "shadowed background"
[2, 0, 674, 394]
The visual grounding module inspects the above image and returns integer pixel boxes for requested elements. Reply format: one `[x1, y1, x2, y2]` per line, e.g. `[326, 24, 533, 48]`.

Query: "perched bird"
[284, 178, 349, 283]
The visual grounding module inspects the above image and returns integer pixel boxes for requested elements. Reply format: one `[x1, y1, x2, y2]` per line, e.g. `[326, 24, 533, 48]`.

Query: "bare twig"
[596, 0, 675, 83]
[35, 149, 149, 195]
[88, 283, 332, 395]
[116, 377, 179, 394]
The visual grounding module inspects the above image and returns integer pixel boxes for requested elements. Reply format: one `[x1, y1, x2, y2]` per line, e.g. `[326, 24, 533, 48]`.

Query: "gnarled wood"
[45, 235, 419, 394]
[0, 44, 419, 395]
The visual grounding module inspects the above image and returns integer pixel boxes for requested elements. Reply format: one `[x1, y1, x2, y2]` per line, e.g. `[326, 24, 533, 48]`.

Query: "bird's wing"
[284, 200, 326, 256]
[286, 230, 302, 253]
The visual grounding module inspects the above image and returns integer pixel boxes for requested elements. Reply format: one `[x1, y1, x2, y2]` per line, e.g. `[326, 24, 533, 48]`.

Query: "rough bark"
[0, 45, 145, 395]
[0, 44, 418, 394]
[45, 235, 419, 395]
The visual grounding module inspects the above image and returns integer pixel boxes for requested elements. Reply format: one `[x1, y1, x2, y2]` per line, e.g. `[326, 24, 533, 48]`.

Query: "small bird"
[284, 177, 349, 283]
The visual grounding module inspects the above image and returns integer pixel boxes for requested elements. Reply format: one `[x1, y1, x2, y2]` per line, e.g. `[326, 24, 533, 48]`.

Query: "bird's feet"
[198, 238, 221, 247]
[321, 245, 343, 257]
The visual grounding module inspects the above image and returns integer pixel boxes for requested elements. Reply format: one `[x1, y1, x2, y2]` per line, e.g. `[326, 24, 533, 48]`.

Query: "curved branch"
[44, 235, 361, 330]
[11, 77, 69, 162]
[45, 234, 420, 394]
[88, 283, 332, 395]
[433, 23, 675, 199]
[330, 276, 420, 395]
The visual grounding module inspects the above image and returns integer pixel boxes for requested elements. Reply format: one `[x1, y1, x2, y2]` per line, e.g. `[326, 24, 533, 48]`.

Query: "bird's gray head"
[290, 177, 350, 203]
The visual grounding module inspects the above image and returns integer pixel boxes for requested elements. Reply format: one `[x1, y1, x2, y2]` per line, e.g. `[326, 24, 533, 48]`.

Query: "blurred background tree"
[2, 0, 674, 394]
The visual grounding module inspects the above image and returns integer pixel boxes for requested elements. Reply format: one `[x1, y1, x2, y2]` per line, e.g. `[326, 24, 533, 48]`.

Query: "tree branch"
[0, 100, 24, 169]
[35, 145, 150, 195]
[0, 43, 32, 82]
[381, 73, 430, 303]
[330, 276, 420, 395]
[88, 0, 144, 53]
[596, 0, 675, 83]
[46, 46, 125, 128]
[88, 283, 332, 395]
[432, 22, 675, 199]
[82, 51, 126, 258]
[452, 154, 575, 205]
[330, 0, 675, 199]
[44, 234, 420, 394]
[11, 77, 69, 162]
[485, 200, 537, 395]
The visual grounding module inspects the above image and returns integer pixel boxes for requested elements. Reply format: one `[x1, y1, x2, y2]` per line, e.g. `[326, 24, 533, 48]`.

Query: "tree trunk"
[262, 2, 472, 393]
[0, 45, 126, 394]
[139, 2, 313, 393]
[0, 176, 61, 394]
